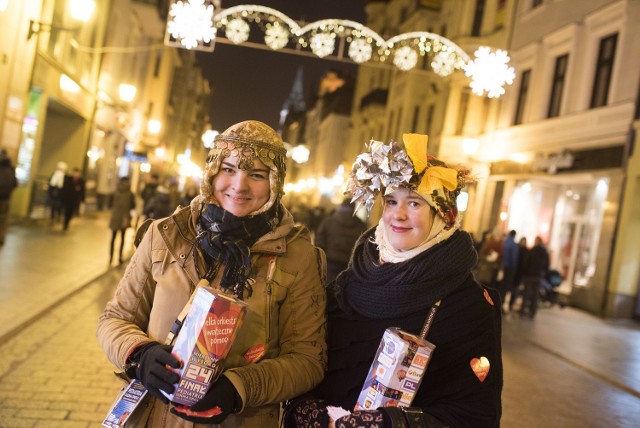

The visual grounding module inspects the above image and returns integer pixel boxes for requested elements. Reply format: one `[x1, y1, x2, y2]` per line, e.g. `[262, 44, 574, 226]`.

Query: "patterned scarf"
[195, 203, 280, 298]
[335, 228, 478, 318]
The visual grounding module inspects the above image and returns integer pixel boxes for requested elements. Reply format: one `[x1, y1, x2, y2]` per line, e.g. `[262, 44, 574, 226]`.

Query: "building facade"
[348, 0, 640, 318]
[0, 0, 211, 219]
[485, 0, 640, 318]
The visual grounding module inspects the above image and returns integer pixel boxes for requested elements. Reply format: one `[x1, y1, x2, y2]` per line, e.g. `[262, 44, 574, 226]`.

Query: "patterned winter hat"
[346, 133, 474, 228]
[201, 120, 287, 214]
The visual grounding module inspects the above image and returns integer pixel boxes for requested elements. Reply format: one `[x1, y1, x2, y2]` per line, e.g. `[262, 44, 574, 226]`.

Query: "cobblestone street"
[0, 216, 639, 427]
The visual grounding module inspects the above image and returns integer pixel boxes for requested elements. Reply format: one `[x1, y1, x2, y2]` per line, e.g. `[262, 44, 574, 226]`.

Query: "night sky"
[196, 0, 368, 132]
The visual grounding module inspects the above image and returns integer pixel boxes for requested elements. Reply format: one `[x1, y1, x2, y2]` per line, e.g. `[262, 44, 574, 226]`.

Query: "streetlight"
[118, 84, 137, 103]
[27, 0, 95, 40]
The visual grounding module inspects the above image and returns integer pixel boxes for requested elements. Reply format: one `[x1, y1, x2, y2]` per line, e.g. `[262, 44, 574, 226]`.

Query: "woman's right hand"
[132, 342, 181, 403]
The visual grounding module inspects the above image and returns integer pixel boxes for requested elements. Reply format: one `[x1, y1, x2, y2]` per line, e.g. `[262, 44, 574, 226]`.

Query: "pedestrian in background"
[509, 237, 528, 311]
[140, 173, 159, 214]
[501, 229, 519, 313]
[520, 236, 550, 319]
[60, 167, 85, 231]
[48, 161, 67, 224]
[179, 183, 199, 207]
[315, 197, 366, 283]
[109, 177, 136, 265]
[97, 120, 326, 427]
[143, 184, 172, 220]
[0, 149, 18, 245]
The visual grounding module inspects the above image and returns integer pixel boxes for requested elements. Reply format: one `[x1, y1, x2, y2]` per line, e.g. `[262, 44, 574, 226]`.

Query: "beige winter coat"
[97, 205, 327, 427]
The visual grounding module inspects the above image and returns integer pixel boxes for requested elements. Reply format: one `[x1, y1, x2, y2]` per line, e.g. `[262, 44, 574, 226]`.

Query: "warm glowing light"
[69, 0, 95, 22]
[118, 84, 137, 102]
[457, 191, 469, 212]
[462, 138, 479, 156]
[147, 119, 162, 134]
[0, 0, 8, 12]
[431, 51, 456, 77]
[155, 147, 166, 158]
[264, 21, 289, 50]
[509, 153, 530, 164]
[348, 38, 373, 63]
[59, 74, 80, 94]
[522, 182, 532, 192]
[499, 211, 508, 221]
[291, 144, 310, 164]
[393, 46, 418, 71]
[465, 47, 515, 98]
[140, 162, 151, 173]
[225, 18, 249, 44]
[310, 32, 335, 58]
[202, 129, 218, 148]
[168, 0, 216, 50]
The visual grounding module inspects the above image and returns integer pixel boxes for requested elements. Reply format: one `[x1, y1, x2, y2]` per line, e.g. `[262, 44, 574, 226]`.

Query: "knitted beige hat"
[201, 120, 287, 214]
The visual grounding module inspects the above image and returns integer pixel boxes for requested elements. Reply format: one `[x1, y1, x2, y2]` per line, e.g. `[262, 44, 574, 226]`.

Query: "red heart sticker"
[470, 357, 490, 382]
[244, 344, 266, 363]
[483, 289, 494, 306]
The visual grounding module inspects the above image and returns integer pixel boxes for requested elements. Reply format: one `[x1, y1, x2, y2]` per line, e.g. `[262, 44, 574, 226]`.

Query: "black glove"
[131, 342, 181, 404]
[287, 398, 329, 428]
[170, 375, 242, 424]
[336, 410, 384, 427]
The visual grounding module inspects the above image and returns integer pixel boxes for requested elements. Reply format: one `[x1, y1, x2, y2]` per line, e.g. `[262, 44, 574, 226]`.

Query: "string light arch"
[164, 1, 514, 98]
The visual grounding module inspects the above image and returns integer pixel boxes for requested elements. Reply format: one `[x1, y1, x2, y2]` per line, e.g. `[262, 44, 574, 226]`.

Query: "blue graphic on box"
[102, 380, 147, 428]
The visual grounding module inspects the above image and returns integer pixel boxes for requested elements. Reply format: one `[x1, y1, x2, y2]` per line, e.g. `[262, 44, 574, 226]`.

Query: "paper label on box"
[165, 287, 246, 406]
[102, 380, 147, 428]
[355, 328, 435, 411]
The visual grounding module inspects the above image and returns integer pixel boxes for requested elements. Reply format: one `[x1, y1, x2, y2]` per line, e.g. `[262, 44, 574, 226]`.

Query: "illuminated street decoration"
[431, 51, 456, 77]
[264, 21, 289, 50]
[393, 46, 418, 71]
[348, 37, 373, 63]
[166, 4, 515, 97]
[167, 0, 216, 50]
[464, 47, 515, 98]
[310, 32, 336, 58]
[225, 18, 250, 44]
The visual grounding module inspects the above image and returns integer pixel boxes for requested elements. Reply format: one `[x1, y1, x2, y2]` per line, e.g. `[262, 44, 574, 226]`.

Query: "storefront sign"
[532, 151, 574, 173]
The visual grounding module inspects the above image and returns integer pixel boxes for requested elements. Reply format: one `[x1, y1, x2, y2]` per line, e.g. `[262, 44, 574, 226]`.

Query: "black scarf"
[195, 203, 280, 298]
[335, 228, 478, 318]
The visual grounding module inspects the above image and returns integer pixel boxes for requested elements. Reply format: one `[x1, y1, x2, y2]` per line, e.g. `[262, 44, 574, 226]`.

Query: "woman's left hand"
[170, 376, 241, 424]
[335, 410, 384, 428]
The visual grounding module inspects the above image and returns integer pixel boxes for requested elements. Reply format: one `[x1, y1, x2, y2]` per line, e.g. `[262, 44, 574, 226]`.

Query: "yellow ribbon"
[403, 133, 458, 196]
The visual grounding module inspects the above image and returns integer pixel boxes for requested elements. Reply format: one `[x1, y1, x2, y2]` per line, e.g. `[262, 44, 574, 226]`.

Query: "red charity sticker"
[173, 405, 222, 417]
[244, 343, 266, 363]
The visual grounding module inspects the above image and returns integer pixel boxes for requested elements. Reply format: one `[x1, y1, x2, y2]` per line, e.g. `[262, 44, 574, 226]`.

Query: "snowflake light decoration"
[464, 47, 515, 98]
[264, 21, 289, 50]
[167, 0, 216, 50]
[348, 38, 373, 63]
[310, 32, 336, 58]
[393, 46, 418, 71]
[431, 51, 456, 77]
[225, 18, 250, 44]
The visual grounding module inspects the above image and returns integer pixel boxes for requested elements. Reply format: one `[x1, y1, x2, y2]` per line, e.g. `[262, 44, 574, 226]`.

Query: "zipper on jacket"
[265, 256, 277, 343]
[265, 280, 272, 342]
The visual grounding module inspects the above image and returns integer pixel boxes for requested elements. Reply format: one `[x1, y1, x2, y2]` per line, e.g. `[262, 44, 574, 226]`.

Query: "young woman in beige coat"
[97, 120, 327, 427]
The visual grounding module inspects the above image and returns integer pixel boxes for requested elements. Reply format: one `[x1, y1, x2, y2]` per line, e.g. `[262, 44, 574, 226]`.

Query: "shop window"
[411, 106, 420, 133]
[514, 69, 531, 125]
[590, 33, 618, 109]
[455, 90, 470, 135]
[425, 104, 435, 134]
[547, 54, 568, 118]
[472, 0, 486, 37]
